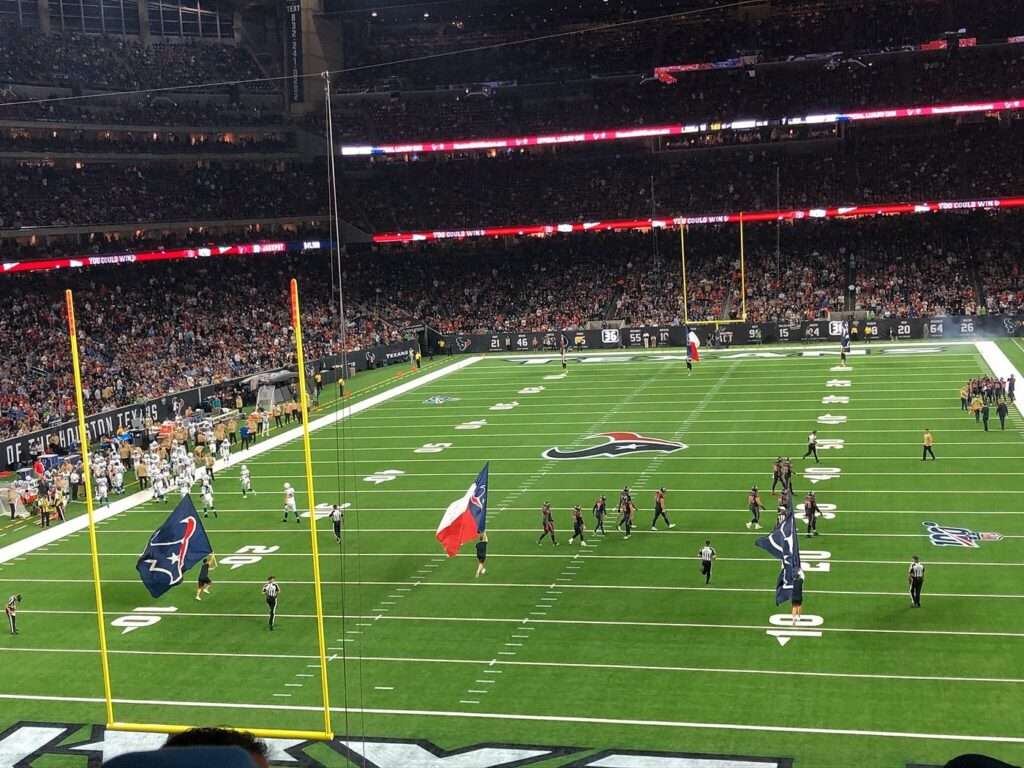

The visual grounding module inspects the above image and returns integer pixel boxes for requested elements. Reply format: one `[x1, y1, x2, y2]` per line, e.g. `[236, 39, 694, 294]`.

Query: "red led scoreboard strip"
[373, 196, 1024, 243]
[341, 98, 1024, 157]
[1, 239, 326, 275]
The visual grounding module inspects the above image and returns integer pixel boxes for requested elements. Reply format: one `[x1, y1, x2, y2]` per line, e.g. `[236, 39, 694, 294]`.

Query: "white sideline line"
[0, 356, 480, 566]
[0, 692, 1020, 744]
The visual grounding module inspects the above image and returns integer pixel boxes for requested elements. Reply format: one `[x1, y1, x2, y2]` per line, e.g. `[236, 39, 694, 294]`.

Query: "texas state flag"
[436, 463, 489, 557]
[687, 329, 701, 362]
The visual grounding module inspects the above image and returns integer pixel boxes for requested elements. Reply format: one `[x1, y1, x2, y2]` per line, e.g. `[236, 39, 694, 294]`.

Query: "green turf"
[2, 343, 1023, 768]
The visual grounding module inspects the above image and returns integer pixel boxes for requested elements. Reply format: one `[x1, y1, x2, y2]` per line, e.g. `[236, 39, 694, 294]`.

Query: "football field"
[2, 341, 1024, 768]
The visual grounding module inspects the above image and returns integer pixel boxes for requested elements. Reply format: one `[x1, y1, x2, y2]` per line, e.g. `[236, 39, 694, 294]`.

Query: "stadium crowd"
[342, 0, 1022, 88]
[331, 46, 1024, 143]
[0, 252, 399, 439]
[0, 28, 267, 91]
[344, 122, 1019, 231]
[3, 214, 1019, 439]
[0, 120, 1014, 231]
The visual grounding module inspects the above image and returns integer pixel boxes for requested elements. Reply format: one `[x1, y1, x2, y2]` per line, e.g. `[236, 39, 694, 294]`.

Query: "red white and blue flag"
[687, 329, 701, 362]
[436, 463, 489, 557]
[136, 495, 213, 598]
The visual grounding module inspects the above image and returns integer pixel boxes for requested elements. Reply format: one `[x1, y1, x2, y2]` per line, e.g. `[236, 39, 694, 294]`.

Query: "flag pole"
[290, 278, 334, 739]
[679, 223, 689, 324]
[65, 289, 116, 726]
[739, 212, 747, 321]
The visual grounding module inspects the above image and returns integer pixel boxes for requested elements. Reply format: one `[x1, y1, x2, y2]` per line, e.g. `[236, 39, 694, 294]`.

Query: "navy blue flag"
[755, 510, 802, 605]
[136, 496, 213, 598]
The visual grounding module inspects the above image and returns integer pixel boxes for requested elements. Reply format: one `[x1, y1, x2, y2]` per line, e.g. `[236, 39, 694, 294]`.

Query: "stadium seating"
[4, 212, 1019, 439]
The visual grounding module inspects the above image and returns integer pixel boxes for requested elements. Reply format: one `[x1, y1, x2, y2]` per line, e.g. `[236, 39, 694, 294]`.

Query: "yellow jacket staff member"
[922, 429, 936, 461]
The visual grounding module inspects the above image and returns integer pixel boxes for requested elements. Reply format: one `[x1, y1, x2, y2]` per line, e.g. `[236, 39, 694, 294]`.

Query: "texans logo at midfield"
[542, 432, 686, 460]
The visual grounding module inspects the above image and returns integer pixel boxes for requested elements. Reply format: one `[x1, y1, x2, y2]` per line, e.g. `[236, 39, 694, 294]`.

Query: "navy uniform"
[537, 503, 558, 546]
[592, 495, 607, 535]
[803, 492, 820, 536]
[616, 487, 632, 530]
[568, 505, 588, 546]
[699, 542, 716, 584]
[651, 487, 674, 530]
[262, 579, 280, 630]
[746, 486, 762, 530]
[770, 458, 783, 496]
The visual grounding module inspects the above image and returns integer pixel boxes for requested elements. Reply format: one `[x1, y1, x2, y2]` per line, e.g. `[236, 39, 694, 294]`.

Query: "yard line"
[23, 608, 1024, 639]
[90, 505, 1024, 518]
[4, 646, 1023, 686]
[373, 686, 394, 691]
[0, 692, 1020, 744]
[86, 528, 1024, 538]
[20, 553, 1023, 567]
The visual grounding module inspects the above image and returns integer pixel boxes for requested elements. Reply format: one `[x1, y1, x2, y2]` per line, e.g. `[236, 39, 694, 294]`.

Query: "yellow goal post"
[67, 284, 334, 743]
[678, 212, 747, 325]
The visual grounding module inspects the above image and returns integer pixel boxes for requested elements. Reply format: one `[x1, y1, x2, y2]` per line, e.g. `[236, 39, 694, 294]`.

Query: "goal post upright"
[65, 289, 116, 728]
[679, 223, 689, 324]
[70, 280, 334, 742]
[739, 211, 748, 322]
[289, 278, 335, 741]
[677, 216, 749, 326]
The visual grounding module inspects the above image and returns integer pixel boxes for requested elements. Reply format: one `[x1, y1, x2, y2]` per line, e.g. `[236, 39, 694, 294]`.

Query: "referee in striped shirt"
[908, 556, 925, 607]
[698, 540, 716, 584]
[262, 577, 280, 630]
[6, 594, 21, 635]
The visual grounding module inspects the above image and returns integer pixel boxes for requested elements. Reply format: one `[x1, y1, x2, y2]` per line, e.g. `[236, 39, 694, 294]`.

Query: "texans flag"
[687, 329, 701, 362]
[436, 463, 488, 557]
[136, 496, 213, 598]
[755, 509, 802, 605]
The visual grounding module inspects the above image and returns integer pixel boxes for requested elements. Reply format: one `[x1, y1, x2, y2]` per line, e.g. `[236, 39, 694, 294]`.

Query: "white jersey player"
[111, 464, 124, 495]
[95, 475, 109, 506]
[153, 472, 168, 503]
[201, 483, 216, 519]
[240, 465, 252, 497]
[218, 439, 230, 463]
[282, 482, 299, 523]
[177, 472, 191, 498]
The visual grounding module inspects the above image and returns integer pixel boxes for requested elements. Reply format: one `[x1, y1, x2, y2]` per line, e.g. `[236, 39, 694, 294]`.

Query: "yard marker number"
[414, 443, 453, 454]
[363, 469, 405, 485]
[112, 606, 177, 635]
[767, 613, 824, 646]
[220, 544, 280, 570]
